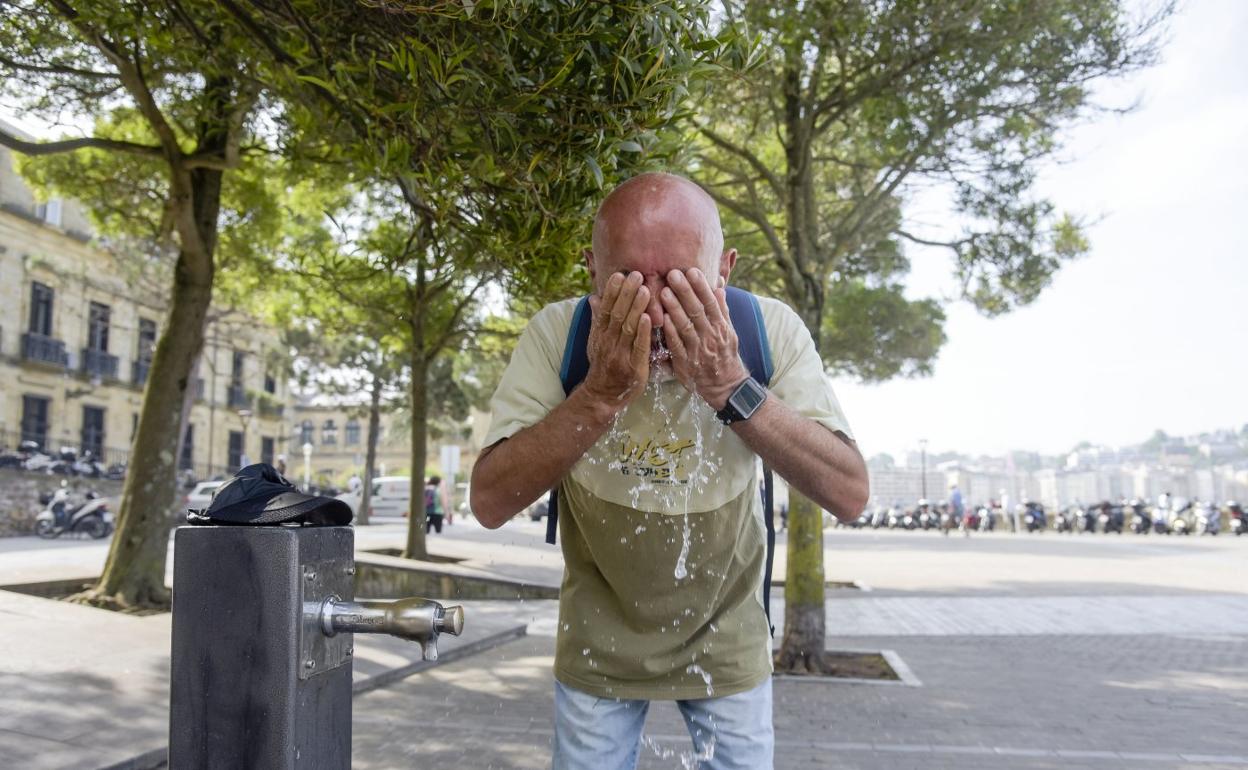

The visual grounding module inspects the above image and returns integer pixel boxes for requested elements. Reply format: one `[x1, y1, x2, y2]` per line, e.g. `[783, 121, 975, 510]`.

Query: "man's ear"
[718, 248, 737, 287]
[584, 249, 597, 283]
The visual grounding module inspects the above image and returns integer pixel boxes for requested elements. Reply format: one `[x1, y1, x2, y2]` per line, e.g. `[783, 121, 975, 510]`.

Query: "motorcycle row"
[843, 498, 1245, 536]
[0, 440, 126, 480]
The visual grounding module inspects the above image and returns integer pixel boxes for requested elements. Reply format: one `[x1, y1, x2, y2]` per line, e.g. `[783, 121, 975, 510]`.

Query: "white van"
[335, 476, 413, 519]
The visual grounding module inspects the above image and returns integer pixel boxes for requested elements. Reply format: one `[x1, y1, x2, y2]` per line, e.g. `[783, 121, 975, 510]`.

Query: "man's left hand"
[659, 268, 749, 410]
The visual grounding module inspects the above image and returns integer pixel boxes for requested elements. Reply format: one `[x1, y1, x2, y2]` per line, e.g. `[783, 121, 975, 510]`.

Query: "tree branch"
[698, 126, 784, 199]
[0, 130, 163, 158]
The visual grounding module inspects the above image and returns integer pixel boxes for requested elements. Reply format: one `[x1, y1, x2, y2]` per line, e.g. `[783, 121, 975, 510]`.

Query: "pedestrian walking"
[424, 476, 445, 534]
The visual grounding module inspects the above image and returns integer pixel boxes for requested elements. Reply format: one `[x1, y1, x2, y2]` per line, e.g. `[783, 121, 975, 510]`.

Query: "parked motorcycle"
[1096, 501, 1125, 534]
[1169, 502, 1193, 535]
[1128, 500, 1151, 534]
[1054, 506, 1076, 533]
[979, 506, 998, 532]
[916, 499, 937, 530]
[35, 490, 113, 539]
[1022, 501, 1047, 533]
[1195, 501, 1220, 536]
[1228, 502, 1246, 536]
[960, 506, 983, 533]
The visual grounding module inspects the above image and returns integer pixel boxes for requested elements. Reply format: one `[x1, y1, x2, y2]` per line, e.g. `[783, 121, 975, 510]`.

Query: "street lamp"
[237, 409, 253, 468]
[302, 441, 313, 491]
[919, 438, 928, 500]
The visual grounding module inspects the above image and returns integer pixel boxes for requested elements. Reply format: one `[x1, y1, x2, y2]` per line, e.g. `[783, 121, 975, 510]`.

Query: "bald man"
[472, 172, 868, 770]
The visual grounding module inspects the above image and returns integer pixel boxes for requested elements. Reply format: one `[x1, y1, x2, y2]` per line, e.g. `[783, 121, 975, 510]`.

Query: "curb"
[97, 624, 529, 770]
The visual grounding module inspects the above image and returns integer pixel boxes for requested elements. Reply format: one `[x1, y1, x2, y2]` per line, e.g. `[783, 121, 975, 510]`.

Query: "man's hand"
[659, 268, 749, 410]
[583, 271, 652, 411]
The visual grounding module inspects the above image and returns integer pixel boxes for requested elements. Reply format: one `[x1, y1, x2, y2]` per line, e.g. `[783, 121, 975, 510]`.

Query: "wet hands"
[584, 271, 652, 410]
[659, 268, 748, 410]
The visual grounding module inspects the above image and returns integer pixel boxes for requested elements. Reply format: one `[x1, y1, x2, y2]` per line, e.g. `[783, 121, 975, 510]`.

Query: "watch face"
[731, 379, 766, 415]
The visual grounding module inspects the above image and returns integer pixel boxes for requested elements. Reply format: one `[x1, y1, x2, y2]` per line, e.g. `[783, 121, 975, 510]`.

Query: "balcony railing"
[21, 332, 69, 368]
[82, 348, 119, 380]
[133, 359, 152, 387]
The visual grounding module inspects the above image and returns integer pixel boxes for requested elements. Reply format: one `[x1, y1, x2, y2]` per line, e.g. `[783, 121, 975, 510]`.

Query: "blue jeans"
[552, 678, 773, 770]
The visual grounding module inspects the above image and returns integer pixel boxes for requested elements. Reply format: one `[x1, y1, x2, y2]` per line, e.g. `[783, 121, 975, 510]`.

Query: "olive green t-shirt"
[482, 295, 853, 700]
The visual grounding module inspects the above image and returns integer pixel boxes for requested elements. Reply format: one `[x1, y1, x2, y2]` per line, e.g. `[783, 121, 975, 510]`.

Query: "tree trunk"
[773, 492, 827, 672]
[80, 164, 223, 611]
[75, 76, 237, 611]
[358, 371, 382, 526]
[403, 349, 429, 559]
[774, 46, 834, 671]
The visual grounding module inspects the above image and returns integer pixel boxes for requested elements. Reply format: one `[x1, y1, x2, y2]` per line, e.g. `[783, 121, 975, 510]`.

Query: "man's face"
[587, 198, 731, 368]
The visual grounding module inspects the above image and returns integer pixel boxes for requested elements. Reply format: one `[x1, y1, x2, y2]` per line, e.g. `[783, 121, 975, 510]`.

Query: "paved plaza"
[2, 518, 1246, 768]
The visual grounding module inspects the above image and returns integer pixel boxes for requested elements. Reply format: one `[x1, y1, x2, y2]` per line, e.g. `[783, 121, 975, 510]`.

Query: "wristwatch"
[715, 377, 768, 425]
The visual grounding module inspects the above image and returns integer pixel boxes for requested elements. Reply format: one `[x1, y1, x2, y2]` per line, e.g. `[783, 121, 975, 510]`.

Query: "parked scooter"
[1195, 501, 1220, 536]
[35, 489, 113, 539]
[1169, 501, 1193, 535]
[979, 505, 997, 532]
[1096, 501, 1125, 534]
[1022, 501, 1047, 533]
[916, 499, 937, 530]
[1054, 506, 1076, 533]
[22, 445, 56, 473]
[1128, 500, 1151, 534]
[960, 506, 982, 534]
[1228, 502, 1246, 536]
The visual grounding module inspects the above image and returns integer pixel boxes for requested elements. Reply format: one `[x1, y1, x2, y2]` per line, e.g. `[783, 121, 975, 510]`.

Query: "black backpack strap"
[546, 296, 593, 544]
[762, 466, 776, 637]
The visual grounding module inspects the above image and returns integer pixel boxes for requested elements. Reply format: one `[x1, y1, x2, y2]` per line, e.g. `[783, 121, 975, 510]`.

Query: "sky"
[3, 1, 1245, 462]
[833, 0, 1248, 461]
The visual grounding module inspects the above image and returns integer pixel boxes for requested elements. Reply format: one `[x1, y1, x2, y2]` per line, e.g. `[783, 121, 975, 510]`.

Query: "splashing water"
[685, 663, 714, 697]
[640, 733, 717, 770]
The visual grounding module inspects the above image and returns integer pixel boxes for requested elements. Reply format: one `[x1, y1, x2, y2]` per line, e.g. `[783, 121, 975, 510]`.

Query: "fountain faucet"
[318, 596, 464, 661]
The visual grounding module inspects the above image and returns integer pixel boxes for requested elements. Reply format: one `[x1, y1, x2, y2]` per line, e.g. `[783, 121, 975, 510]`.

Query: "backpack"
[547, 285, 779, 635]
[424, 486, 437, 515]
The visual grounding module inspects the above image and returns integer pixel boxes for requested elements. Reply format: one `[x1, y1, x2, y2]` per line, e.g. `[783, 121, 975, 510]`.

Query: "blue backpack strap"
[547, 296, 594, 544]
[723, 286, 774, 386]
[723, 287, 779, 636]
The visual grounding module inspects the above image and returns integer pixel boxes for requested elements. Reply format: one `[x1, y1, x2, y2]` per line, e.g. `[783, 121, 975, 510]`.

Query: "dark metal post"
[170, 522, 463, 769]
[170, 525, 355, 769]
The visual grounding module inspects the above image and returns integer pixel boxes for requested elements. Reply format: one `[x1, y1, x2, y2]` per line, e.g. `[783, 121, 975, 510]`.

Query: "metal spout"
[319, 597, 464, 661]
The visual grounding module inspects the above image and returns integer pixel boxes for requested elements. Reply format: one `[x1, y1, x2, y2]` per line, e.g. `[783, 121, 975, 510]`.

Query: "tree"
[239, 1, 741, 559]
[0, 1, 286, 610]
[692, 0, 1171, 672]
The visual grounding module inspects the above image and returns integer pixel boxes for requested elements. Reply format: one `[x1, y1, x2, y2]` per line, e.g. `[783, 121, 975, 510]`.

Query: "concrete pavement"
[2, 516, 1246, 768]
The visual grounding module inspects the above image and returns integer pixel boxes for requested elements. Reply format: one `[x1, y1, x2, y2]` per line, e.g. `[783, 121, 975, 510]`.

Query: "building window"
[35, 198, 62, 227]
[345, 419, 360, 445]
[179, 423, 195, 471]
[264, 372, 276, 394]
[322, 419, 337, 445]
[21, 395, 50, 449]
[261, 436, 275, 466]
[134, 318, 157, 385]
[87, 302, 111, 352]
[28, 283, 53, 336]
[81, 406, 105, 459]
[227, 431, 243, 474]
[300, 420, 314, 445]
[228, 350, 248, 407]
[138, 319, 157, 357]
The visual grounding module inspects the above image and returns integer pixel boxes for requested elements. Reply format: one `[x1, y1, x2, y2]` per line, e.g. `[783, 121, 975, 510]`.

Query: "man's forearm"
[470, 388, 619, 528]
[731, 394, 869, 521]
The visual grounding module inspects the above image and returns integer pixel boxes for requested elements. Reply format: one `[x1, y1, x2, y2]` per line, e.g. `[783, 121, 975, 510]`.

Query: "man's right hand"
[582, 271, 652, 411]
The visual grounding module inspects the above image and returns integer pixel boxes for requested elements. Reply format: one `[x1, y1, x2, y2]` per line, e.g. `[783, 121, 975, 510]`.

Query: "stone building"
[0, 120, 288, 480]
